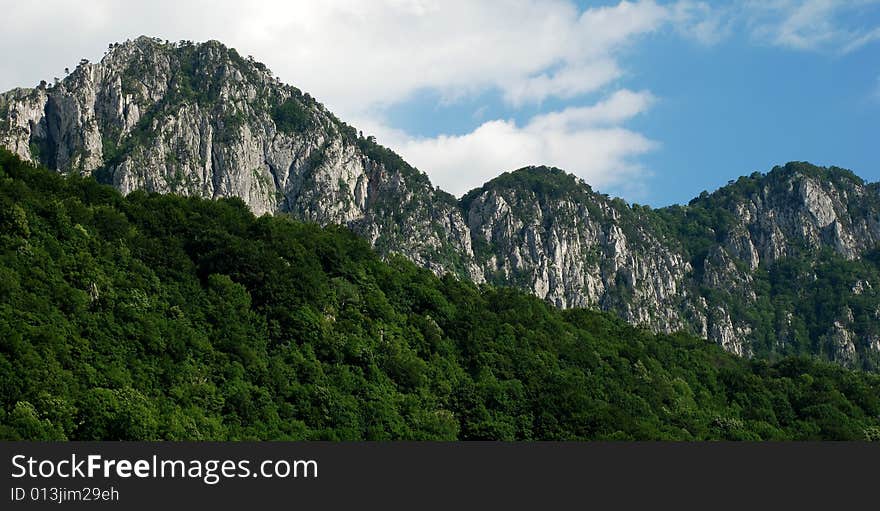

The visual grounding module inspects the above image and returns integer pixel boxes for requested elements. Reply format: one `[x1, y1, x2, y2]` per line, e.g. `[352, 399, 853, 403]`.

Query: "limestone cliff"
[3, 37, 879, 368]
[0, 37, 481, 282]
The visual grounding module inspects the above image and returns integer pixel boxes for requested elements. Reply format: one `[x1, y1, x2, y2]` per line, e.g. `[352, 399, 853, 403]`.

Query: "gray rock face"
[679, 167, 880, 367]
[828, 310, 858, 366]
[461, 170, 693, 334]
[0, 37, 481, 282]
[713, 170, 880, 264]
[2, 37, 879, 367]
[1, 87, 49, 161]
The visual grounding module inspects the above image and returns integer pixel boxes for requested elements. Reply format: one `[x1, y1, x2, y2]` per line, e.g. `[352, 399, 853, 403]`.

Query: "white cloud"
[840, 26, 880, 53]
[661, 1, 880, 53]
[670, 1, 732, 45]
[4, 1, 873, 201]
[747, 0, 839, 50]
[527, 89, 656, 131]
[0, 0, 705, 200]
[742, 0, 880, 53]
[358, 90, 658, 196]
[0, 0, 692, 114]
[503, 60, 623, 106]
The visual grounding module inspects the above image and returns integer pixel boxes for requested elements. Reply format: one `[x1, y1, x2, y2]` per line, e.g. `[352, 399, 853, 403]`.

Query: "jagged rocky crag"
[0, 38, 480, 280]
[2, 37, 879, 368]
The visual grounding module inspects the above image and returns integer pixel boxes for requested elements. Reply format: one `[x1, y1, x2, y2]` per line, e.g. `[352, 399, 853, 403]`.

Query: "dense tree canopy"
[1, 149, 879, 440]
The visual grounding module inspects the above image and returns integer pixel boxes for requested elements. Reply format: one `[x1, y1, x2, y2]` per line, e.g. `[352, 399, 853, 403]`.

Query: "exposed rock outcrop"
[3, 37, 880, 368]
[0, 37, 481, 282]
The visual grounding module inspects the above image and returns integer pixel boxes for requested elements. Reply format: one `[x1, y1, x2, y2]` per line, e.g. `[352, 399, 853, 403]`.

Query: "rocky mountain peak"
[2, 37, 879, 369]
[681, 161, 880, 265]
[0, 36, 484, 283]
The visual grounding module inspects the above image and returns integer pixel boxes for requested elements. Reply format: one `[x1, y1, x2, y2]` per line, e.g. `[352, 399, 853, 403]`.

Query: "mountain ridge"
[2, 37, 879, 368]
[4, 147, 880, 440]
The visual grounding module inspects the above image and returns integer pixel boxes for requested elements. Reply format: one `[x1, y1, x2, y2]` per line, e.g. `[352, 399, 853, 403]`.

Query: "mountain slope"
[461, 167, 696, 333]
[2, 37, 880, 368]
[3, 149, 880, 440]
[655, 163, 880, 367]
[0, 37, 481, 280]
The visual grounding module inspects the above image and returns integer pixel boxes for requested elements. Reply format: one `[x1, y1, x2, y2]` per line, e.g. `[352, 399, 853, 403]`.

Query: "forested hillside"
[4, 38, 880, 365]
[2, 149, 879, 441]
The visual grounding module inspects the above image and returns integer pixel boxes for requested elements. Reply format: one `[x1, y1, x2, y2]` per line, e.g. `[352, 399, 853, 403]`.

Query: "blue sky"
[623, 10, 880, 206]
[2, 0, 879, 206]
[376, 1, 880, 206]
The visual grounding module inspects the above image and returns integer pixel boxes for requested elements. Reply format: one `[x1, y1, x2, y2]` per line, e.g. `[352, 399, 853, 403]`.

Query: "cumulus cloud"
[1, 0, 875, 202]
[358, 90, 658, 196]
[0, 0, 703, 200]
[0, 0, 691, 112]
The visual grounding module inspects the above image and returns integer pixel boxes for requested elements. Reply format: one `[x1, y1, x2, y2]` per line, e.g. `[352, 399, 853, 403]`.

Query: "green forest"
[1, 149, 879, 441]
